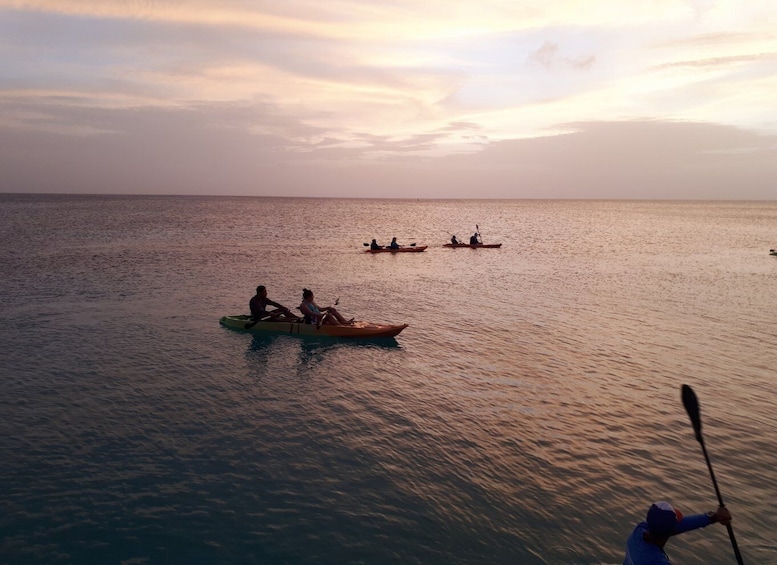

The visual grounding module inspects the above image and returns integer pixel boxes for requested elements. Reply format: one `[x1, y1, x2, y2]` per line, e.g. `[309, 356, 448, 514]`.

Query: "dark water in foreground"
[1, 195, 776, 564]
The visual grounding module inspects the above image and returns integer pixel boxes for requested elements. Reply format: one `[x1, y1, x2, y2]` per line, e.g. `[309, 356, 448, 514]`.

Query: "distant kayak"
[365, 246, 427, 253]
[220, 315, 408, 338]
[443, 243, 502, 248]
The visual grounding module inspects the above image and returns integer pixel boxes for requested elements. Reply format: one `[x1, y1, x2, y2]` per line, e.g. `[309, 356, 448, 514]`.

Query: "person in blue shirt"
[389, 237, 400, 249]
[623, 501, 732, 564]
[370, 239, 382, 250]
[299, 288, 352, 325]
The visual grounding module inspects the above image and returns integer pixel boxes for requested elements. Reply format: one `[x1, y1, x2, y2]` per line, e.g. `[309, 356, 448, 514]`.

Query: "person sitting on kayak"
[250, 285, 296, 322]
[469, 232, 480, 245]
[450, 235, 459, 245]
[389, 237, 400, 249]
[370, 239, 383, 250]
[299, 289, 352, 325]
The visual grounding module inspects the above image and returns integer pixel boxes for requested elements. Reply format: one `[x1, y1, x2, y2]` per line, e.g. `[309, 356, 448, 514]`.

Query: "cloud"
[1, 93, 774, 200]
[529, 41, 596, 71]
[2, 1, 776, 199]
[651, 51, 777, 71]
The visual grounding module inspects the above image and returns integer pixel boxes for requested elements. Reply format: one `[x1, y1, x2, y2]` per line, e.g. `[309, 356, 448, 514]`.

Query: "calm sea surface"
[1, 195, 776, 564]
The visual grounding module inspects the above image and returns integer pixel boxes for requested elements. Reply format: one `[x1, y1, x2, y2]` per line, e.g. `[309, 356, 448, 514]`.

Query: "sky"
[1, 0, 776, 199]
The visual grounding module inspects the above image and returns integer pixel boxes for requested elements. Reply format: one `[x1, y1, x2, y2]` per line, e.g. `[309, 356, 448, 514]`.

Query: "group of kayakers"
[370, 231, 481, 249]
[370, 237, 404, 250]
[450, 232, 480, 245]
[249, 285, 353, 326]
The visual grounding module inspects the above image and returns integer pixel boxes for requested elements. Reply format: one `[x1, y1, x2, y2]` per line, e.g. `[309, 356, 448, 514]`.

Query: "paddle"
[244, 313, 284, 329]
[244, 308, 295, 329]
[681, 384, 745, 564]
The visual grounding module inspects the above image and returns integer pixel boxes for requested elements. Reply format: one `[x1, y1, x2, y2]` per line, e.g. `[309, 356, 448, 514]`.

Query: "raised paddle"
[681, 384, 745, 564]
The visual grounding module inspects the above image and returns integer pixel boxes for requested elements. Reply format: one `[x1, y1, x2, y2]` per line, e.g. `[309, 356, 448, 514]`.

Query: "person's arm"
[674, 507, 731, 535]
[266, 299, 289, 312]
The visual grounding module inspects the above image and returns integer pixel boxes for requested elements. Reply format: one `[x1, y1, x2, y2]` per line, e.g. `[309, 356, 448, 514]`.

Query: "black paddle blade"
[682, 384, 703, 443]
[363, 242, 369, 246]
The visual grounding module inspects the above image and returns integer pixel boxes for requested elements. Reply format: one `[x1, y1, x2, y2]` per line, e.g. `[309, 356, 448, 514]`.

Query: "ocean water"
[1, 194, 776, 564]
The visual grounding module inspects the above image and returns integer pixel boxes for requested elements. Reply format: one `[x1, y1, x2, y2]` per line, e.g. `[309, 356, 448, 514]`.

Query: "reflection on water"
[247, 333, 401, 355]
[2, 196, 777, 564]
[242, 332, 402, 379]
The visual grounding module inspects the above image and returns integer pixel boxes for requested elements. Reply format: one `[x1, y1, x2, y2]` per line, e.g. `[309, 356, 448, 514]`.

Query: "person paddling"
[623, 501, 732, 564]
[469, 232, 480, 245]
[370, 239, 383, 250]
[389, 237, 400, 249]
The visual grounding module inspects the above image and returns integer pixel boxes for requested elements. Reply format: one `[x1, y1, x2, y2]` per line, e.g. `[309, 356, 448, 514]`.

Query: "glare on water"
[1, 195, 775, 563]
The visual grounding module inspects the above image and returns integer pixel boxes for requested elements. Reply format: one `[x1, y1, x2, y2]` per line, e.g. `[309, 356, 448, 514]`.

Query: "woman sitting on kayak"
[299, 289, 353, 325]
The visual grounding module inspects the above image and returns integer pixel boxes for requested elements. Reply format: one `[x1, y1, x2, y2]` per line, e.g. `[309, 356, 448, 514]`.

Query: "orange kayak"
[220, 315, 408, 338]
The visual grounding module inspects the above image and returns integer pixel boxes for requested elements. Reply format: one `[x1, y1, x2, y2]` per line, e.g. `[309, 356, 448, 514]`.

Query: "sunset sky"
[2, 0, 776, 198]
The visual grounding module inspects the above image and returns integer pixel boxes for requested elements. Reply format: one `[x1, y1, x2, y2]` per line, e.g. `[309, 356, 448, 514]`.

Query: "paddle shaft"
[682, 385, 745, 564]
[245, 309, 292, 328]
[698, 431, 744, 564]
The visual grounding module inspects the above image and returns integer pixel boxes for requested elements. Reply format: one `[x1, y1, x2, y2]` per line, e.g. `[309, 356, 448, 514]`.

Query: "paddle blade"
[682, 384, 703, 443]
[363, 242, 369, 246]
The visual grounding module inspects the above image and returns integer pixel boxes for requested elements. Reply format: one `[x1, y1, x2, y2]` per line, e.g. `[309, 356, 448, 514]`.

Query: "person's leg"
[324, 308, 341, 326]
[328, 308, 353, 324]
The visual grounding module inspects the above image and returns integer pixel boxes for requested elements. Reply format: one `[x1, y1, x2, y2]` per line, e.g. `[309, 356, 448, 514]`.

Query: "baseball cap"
[646, 501, 683, 536]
